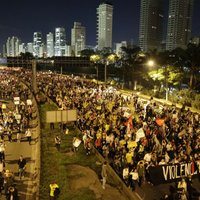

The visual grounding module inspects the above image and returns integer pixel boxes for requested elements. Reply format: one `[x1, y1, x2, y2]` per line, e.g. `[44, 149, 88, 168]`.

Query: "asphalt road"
[1, 100, 39, 200]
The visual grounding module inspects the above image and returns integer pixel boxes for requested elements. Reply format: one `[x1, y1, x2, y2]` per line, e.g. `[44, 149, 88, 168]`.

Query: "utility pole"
[165, 65, 168, 101]
[104, 61, 107, 83]
[32, 59, 37, 94]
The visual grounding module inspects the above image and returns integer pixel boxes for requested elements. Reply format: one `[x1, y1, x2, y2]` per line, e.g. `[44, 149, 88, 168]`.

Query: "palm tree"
[119, 46, 141, 89]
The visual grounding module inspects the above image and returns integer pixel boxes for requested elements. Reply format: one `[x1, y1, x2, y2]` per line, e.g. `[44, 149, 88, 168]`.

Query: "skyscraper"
[33, 32, 43, 57]
[6, 36, 21, 57]
[54, 27, 66, 56]
[47, 32, 54, 57]
[71, 22, 86, 56]
[27, 42, 33, 54]
[139, 0, 164, 52]
[97, 2, 113, 50]
[166, 0, 193, 51]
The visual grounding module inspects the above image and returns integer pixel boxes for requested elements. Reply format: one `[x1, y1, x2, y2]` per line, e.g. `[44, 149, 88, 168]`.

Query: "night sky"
[0, 0, 200, 52]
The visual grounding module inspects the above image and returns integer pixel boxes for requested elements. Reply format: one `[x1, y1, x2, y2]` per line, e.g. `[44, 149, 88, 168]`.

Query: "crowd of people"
[1, 68, 198, 199]
[0, 71, 35, 199]
[36, 72, 200, 199]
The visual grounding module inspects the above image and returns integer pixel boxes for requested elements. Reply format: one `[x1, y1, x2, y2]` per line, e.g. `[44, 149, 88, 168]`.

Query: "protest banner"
[148, 161, 200, 185]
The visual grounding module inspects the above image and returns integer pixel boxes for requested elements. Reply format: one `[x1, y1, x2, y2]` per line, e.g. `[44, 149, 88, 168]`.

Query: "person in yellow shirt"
[49, 182, 60, 200]
[126, 151, 133, 164]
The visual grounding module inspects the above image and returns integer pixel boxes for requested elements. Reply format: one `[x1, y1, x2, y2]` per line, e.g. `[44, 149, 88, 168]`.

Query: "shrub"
[170, 89, 194, 106]
[192, 94, 200, 110]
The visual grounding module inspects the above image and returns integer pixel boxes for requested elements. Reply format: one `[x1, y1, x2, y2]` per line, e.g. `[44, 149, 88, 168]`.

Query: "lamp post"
[32, 59, 37, 94]
[164, 65, 169, 101]
[90, 54, 101, 80]
[104, 60, 108, 82]
[104, 54, 116, 83]
[147, 60, 169, 101]
[90, 54, 116, 82]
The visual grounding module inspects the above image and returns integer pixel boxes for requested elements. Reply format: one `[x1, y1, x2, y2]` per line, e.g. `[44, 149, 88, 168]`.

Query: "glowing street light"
[147, 60, 155, 67]
[90, 54, 116, 83]
[90, 54, 101, 80]
[104, 54, 116, 83]
[147, 59, 169, 101]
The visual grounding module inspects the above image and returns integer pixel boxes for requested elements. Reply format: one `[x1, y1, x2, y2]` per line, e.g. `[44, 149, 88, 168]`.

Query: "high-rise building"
[6, 36, 21, 57]
[33, 32, 43, 57]
[27, 42, 33, 54]
[46, 32, 54, 57]
[166, 0, 193, 51]
[54, 27, 66, 56]
[139, 0, 164, 52]
[19, 43, 26, 54]
[71, 22, 86, 56]
[115, 41, 127, 57]
[97, 2, 113, 50]
[190, 36, 200, 46]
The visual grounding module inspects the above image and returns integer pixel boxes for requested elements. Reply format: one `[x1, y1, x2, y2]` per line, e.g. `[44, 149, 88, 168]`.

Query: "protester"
[49, 181, 60, 200]
[0, 140, 6, 161]
[101, 161, 108, 189]
[72, 137, 81, 152]
[25, 128, 32, 145]
[36, 72, 200, 192]
[3, 169, 15, 194]
[0, 172, 4, 196]
[55, 135, 61, 151]
[129, 168, 139, 191]
[0, 159, 5, 173]
[6, 185, 19, 200]
[18, 155, 26, 179]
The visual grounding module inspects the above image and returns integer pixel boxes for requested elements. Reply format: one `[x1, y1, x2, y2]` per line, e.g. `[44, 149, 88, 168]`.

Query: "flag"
[125, 115, 133, 129]
[136, 128, 145, 142]
[155, 118, 165, 126]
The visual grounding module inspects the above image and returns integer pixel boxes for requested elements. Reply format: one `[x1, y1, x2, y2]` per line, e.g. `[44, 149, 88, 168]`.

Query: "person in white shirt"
[158, 159, 166, 165]
[143, 152, 151, 164]
[122, 166, 129, 185]
[25, 128, 32, 145]
[129, 168, 139, 191]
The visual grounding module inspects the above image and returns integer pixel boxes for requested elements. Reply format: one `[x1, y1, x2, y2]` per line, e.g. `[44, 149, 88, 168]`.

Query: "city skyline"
[1, 0, 200, 52]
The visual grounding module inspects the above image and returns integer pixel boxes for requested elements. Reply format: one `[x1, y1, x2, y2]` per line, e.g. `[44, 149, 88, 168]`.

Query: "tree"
[119, 46, 141, 88]
[80, 49, 95, 57]
[169, 45, 200, 89]
[20, 52, 34, 59]
[184, 44, 200, 89]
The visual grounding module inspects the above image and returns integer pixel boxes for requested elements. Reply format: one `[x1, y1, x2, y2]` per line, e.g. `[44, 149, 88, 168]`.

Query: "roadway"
[1, 96, 39, 200]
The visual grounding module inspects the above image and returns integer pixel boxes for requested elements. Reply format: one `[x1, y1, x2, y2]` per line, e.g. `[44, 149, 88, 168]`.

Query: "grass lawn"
[38, 102, 101, 200]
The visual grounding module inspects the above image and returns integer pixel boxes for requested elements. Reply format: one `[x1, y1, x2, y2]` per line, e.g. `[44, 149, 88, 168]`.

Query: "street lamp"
[90, 54, 101, 80]
[104, 54, 116, 83]
[147, 60, 155, 67]
[147, 59, 169, 101]
[90, 54, 116, 82]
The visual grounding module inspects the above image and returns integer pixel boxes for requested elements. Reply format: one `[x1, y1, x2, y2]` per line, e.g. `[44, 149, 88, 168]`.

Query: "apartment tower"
[33, 32, 43, 57]
[139, 0, 164, 52]
[47, 32, 54, 57]
[6, 36, 21, 57]
[54, 27, 66, 56]
[97, 2, 113, 50]
[71, 22, 86, 56]
[166, 0, 193, 50]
